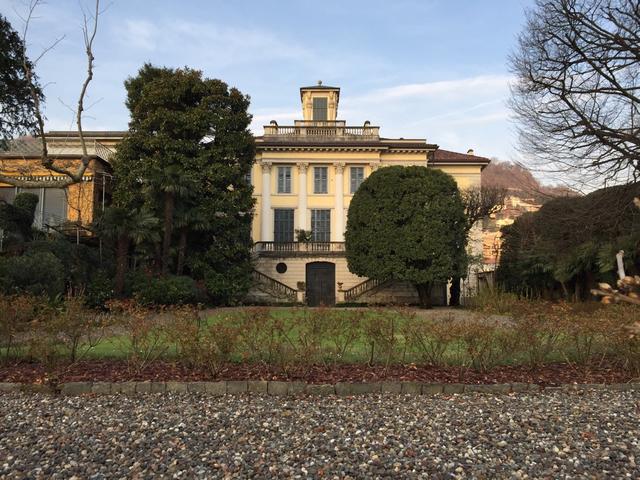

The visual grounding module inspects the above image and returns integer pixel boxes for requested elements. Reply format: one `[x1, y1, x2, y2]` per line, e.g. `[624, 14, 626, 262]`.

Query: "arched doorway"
[306, 262, 336, 306]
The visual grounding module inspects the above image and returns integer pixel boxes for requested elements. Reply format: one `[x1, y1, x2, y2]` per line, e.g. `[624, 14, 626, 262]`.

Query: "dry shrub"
[457, 319, 519, 372]
[295, 307, 330, 367]
[169, 306, 240, 378]
[559, 303, 612, 365]
[510, 304, 563, 368]
[199, 322, 241, 377]
[168, 306, 203, 366]
[363, 309, 404, 367]
[469, 288, 523, 315]
[233, 307, 299, 375]
[49, 295, 110, 362]
[403, 314, 458, 367]
[107, 300, 170, 374]
[0, 294, 45, 362]
[594, 304, 640, 373]
[324, 309, 363, 364]
[27, 295, 108, 365]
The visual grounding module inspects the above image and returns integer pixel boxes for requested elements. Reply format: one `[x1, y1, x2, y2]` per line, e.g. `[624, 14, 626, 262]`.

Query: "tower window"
[312, 97, 328, 121]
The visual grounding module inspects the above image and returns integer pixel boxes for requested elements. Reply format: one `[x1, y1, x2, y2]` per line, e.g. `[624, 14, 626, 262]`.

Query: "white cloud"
[113, 18, 310, 67]
[351, 75, 513, 103]
[118, 19, 158, 51]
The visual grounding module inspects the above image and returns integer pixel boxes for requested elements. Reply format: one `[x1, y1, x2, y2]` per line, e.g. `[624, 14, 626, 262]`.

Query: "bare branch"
[1, 0, 102, 189]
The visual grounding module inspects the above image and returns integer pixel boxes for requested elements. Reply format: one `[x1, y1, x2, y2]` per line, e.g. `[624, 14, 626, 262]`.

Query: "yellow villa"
[0, 83, 490, 305]
[248, 83, 490, 306]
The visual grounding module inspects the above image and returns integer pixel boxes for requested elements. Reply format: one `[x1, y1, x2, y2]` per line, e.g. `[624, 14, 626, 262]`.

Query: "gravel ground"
[1, 391, 639, 479]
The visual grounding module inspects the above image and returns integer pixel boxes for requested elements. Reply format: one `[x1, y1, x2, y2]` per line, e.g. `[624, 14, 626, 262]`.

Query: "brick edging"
[1, 381, 638, 396]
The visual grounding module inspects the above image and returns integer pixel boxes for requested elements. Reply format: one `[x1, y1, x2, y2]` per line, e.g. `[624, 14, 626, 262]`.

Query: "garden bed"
[0, 360, 633, 386]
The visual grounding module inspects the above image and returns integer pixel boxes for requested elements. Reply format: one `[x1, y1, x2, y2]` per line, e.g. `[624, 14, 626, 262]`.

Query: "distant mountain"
[482, 160, 576, 203]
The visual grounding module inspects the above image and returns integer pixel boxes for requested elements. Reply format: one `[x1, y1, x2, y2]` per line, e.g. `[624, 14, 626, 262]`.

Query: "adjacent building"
[0, 132, 116, 237]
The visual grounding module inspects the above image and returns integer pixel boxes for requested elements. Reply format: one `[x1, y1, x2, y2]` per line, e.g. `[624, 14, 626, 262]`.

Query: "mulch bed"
[0, 361, 635, 386]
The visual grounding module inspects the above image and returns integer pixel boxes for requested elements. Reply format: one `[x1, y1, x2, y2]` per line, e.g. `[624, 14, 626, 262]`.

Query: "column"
[334, 162, 345, 241]
[297, 162, 309, 231]
[260, 161, 273, 241]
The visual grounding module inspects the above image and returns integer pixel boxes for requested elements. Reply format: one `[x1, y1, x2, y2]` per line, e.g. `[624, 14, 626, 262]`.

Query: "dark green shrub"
[133, 274, 201, 305]
[85, 271, 115, 309]
[24, 238, 104, 292]
[0, 251, 65, 297]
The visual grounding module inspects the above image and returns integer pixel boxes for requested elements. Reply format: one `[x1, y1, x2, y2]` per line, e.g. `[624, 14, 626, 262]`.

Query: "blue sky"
[2, 0, 533, 162]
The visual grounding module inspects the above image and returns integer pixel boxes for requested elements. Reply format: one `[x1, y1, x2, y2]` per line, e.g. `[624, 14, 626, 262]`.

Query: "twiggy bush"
[469, 288, 523, 315]
[108, 300, 170, 374]
[234, 307, 298, 375]
[324, 309, 363, 364]
[200, 322, 241, 377]
[403, 314, 457, 367]
[49, 295, 110, 363]
[458, 319, 519, 372]
[511, 308, 563, 368]
[168, 306, 203, 367]
[560, 303, 612, 366]
[169, 306, 241, 377]
[295, 307, 330, 367]
[363, 309, 404, 367]
[604, 304, 640, 374]
[0, 294, 45, 362]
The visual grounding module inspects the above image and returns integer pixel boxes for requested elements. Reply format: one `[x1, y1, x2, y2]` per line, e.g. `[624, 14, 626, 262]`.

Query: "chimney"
[467, 148, 475, 155]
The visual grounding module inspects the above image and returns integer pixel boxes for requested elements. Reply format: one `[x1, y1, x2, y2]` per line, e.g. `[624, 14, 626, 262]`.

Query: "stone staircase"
[247, 270, 298, 303]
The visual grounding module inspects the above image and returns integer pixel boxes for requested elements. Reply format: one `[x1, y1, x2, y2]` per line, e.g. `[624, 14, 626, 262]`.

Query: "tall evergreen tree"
[110, 64, 255, 303]
[0, 14, 42, 147]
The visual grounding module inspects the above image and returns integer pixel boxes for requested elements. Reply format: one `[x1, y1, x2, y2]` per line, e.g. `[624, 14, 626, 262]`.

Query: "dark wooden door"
[306, 262, 336, 306]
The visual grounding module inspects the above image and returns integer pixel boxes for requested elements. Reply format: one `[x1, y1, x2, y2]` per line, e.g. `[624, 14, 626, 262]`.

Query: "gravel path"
[1, 390, 639, 478]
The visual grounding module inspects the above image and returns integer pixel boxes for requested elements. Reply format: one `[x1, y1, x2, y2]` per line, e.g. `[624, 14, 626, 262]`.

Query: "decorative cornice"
[12, 175, 93, 182]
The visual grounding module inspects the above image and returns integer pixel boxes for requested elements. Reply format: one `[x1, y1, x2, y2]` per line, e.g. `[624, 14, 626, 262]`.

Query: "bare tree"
[509, 0, 640, 188]
[461, 185, 508, 232]
[0, 0, 101, 189]
[450, 185, 507, 306]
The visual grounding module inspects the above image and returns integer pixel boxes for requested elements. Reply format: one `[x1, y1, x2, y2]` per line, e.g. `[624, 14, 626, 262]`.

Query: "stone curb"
[1, 381, 639, 396]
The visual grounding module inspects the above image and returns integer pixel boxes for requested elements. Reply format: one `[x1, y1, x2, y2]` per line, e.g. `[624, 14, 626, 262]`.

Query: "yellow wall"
[0, 156, 104, 227]
[250, 150, 484, 241]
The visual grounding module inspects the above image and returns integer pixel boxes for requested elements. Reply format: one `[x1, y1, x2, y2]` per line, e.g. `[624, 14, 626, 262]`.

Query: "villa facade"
[248, 83, 489, 305]
[0, 83, 490, 305]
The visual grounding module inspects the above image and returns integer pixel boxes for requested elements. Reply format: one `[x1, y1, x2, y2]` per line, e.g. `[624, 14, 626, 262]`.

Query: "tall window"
[312, 97, 328, 121]
[17, 187, 67, 228]
[274, 208, 294, 242]
[350, 167, 365, 193]
[277, 166, 292, 194]
[314, 166, 328, 194]
[311, 209, 331, 242]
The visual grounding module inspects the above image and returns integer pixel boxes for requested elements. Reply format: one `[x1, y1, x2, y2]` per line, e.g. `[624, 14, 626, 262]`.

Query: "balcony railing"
[263, 123, 379, 141]
[252, 241, 346, 255]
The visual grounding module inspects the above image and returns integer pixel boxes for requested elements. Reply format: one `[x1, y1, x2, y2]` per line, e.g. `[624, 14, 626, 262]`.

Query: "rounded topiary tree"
[345, 166, 468, 308]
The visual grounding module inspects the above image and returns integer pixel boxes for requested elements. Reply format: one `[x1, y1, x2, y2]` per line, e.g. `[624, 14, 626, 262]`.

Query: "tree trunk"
[115, 233, 130, 296]
[176, 228, 188, 276]
[415, 283, 433, 309]
[161, 191, 175, 275]
[449, 276, 461, 306]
